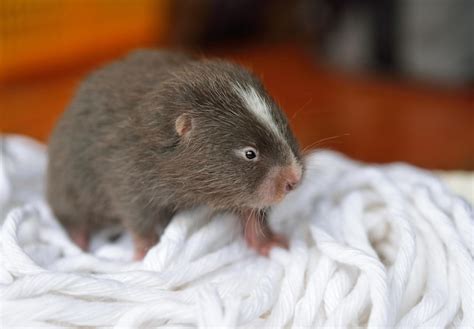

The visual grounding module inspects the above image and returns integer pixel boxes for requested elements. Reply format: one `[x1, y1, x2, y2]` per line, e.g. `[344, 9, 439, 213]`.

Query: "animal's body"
[47, 50, 303, 259]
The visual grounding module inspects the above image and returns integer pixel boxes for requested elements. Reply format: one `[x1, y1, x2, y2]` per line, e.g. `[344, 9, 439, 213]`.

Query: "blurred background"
[1, 0, 473, 170]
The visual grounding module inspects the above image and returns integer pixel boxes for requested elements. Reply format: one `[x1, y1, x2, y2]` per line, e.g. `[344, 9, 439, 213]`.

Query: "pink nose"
[283, 165, 302, 193]
[285, 180, 298, 192]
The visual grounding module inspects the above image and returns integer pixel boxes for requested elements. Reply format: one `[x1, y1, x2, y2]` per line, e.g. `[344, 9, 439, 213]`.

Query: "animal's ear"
[175, 113, 193, 138]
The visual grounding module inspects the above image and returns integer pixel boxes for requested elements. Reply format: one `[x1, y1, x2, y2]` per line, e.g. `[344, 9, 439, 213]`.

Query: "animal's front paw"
[249, 233, 288, 256]
[242, 210, 288, 256]
[132, 233, 158, 260]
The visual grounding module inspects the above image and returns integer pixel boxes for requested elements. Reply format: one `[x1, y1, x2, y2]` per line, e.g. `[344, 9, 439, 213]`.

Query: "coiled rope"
[0, 135, 472, 328]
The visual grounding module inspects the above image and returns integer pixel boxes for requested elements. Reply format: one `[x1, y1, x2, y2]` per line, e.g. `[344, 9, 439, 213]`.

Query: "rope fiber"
[0, 135, 472, 328]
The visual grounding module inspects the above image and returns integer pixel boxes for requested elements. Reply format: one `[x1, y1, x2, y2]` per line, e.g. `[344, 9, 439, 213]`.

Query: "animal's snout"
[256, 162, 303, 208]
[281, 165, 302, 194]
[285, 181, 296, 192]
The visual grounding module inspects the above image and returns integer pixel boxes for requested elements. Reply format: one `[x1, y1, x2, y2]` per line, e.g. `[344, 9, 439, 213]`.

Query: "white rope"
[0, 135, 472, 328]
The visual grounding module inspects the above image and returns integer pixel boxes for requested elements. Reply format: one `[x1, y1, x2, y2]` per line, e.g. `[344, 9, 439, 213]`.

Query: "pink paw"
[69, 227, 90, 251]
[132, 233, 158, 260]
[242, 209, 288, 256]
[252, 233, 288, 256]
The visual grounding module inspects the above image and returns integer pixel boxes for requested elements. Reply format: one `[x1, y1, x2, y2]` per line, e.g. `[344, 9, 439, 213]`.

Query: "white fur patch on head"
[233, 84, 284, 141]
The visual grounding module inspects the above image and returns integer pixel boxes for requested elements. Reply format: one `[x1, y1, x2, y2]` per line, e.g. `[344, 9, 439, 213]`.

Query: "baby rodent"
[47, 50, 303, 259]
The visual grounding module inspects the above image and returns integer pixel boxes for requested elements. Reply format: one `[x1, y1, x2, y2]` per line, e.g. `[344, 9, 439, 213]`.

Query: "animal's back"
[47, 50, 192, 229]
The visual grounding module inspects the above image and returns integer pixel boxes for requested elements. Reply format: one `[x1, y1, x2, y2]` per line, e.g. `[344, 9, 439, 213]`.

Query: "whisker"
[254, 209, 262, 239]
[290, 98, 313, 122]
[257, 209, 268, 239]
[302, 134, 349, 153]
[243, 210, 252, 240]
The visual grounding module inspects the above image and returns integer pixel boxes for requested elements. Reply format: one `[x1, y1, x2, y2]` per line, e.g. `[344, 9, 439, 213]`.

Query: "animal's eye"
[238, 147, 259, 161]
[245, 150, 256, 160]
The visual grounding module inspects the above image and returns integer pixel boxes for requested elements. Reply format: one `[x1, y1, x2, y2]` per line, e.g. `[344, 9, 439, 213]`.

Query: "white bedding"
[1, 135, 472, 328]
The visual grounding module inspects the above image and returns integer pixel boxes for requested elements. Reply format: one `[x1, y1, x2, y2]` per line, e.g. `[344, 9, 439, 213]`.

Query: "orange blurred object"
[0, 0, 170, 82]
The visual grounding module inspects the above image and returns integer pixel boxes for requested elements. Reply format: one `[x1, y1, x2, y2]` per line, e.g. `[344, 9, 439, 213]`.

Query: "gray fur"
[47, 49, 301, 239]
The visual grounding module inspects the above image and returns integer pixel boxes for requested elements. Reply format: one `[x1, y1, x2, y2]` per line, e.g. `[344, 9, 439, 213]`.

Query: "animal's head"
[143, 60, 303, 210]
